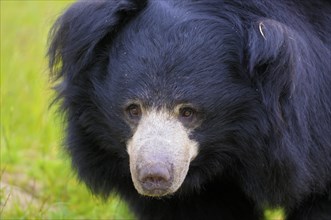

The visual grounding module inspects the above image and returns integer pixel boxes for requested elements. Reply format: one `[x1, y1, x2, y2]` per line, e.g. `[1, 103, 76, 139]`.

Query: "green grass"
[0, 1, 283, 220]
[1, 1, 134, 219]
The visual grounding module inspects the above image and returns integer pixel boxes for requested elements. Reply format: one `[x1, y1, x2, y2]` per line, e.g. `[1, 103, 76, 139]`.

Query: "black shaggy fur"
[48, 0, 331, 219]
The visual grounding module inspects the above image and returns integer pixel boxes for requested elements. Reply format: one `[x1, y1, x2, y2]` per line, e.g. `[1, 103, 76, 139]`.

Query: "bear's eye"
[126, 104, 142, 119]
[179, 107, 195, 119]
[178, 106, 199, 126]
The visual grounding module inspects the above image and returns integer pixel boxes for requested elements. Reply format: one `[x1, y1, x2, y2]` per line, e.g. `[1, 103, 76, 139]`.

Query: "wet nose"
[138, 163, 172, 193]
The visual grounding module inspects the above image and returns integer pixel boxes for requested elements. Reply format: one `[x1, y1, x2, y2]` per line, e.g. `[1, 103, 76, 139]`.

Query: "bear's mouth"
[127, 109, 198, 197]
[137, 163, 174, 196]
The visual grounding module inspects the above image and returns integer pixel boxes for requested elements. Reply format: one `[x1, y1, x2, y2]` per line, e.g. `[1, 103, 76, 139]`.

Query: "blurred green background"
[0, 1, 283, 219]
[1, 1, 134, 219]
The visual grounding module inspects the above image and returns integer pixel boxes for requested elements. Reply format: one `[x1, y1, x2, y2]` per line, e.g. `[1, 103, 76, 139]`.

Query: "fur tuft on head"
[48, 0, 147, 81]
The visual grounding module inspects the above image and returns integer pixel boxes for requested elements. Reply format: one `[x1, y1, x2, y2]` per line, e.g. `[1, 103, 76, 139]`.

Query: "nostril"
[142, 174, 168, 184]
[138, 163, 171, 190]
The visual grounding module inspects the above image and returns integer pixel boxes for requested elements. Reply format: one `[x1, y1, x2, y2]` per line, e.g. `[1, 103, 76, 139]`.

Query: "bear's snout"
[138, 163, 173, 195]
[127, 109, 198, 197]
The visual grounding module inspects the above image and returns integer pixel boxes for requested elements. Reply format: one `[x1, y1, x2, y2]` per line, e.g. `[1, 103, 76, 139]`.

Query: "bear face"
[78, 6, 267, 197]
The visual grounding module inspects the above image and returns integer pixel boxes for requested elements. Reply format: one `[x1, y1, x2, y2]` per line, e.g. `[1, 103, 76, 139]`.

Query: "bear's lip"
[136, 178, 175, 197]
[137, 169, 174, 196]
[140, 187, 171, 197]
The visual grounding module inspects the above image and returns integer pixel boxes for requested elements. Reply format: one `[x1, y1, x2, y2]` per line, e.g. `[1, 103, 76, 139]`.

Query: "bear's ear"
[246, 19, 309, 124]
[48, 0, 147, 81]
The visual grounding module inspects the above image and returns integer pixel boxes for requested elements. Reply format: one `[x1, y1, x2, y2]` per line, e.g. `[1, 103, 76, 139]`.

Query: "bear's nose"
[138, 163, 172, 194]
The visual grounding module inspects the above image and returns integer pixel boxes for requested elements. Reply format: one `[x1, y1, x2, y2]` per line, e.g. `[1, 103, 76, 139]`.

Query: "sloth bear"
[48, 0, 331, 219]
